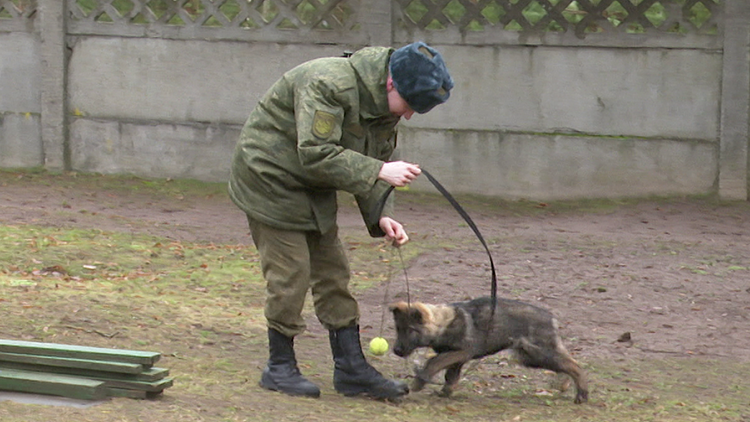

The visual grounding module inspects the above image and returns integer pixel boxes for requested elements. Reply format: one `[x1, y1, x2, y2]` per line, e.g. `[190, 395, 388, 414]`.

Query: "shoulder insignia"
[312, 110, 336, 139]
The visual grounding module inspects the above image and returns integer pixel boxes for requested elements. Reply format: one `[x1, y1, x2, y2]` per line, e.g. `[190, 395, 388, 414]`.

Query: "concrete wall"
[419, 46, 723, 139]
[0, 32, 42, 167]
[397, 129, 717, 200]
[67, 38, 343, 125]
[399, 45, 724, 199]
[1, 0, 749, 201]
[66, 37, 345, 180]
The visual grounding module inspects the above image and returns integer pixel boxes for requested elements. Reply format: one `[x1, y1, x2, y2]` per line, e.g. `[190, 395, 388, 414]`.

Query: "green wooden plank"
[0, 368, 106, 400]
[102, 376, 174, 392]
[0, 339, 160, 366]
[105, 387, 148, 399]
[0, 362, 169, 381]
[0, 351, 144, 374]
[105, 387, 166, 399]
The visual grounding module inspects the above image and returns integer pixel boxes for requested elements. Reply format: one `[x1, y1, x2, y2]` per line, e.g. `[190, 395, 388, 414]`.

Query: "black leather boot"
[260, 328, 321, 398]
[329, 325, 409, 400]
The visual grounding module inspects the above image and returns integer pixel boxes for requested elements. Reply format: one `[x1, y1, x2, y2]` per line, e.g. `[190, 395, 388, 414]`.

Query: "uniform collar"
[348, 47, 394, 120]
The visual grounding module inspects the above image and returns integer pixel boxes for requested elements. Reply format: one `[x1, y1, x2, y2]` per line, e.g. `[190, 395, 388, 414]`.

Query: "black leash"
[371, 169, 498, 315]
[379, 246, 412, 331]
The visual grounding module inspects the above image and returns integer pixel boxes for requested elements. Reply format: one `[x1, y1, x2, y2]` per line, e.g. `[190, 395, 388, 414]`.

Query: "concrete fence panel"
[0, 19, 42, 167]
[411, 45, 723, 139]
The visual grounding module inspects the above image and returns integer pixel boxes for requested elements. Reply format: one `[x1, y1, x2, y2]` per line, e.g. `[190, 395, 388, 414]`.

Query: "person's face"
[386, 76, 415, 120]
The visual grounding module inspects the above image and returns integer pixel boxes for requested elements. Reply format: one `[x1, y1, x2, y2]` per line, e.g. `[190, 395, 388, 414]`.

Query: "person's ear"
[386, 75, 395, 92]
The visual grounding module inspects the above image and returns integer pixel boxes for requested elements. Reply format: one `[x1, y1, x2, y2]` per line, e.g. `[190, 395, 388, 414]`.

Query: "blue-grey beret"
[389, 42, 454, 114]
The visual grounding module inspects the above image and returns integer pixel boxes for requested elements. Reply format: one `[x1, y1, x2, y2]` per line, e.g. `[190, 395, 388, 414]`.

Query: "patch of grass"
[0, 168, 228, 200]
[0, 225, 267, 344]
[589, 357, 749, 421]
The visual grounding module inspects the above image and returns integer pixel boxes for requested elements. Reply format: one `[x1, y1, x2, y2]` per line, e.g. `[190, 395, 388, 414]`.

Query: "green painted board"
[102, 376, 174, 392]
[105, 387, 148, 399]
[0, 352, 144, 374]
[105, 387, 165, 399]
[0, 340, 160, 366]
[0, 368, 107, 400]
[0, 362, 169, 381]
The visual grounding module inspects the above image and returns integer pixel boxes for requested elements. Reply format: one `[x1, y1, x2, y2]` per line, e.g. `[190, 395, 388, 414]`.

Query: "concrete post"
[38, 0, 68, 170]
[719, 0, 750, 200]
[358, 0, 393, 46]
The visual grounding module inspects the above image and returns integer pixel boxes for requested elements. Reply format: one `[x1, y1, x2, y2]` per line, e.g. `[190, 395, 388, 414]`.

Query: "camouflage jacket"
[228, 47, 399, 236]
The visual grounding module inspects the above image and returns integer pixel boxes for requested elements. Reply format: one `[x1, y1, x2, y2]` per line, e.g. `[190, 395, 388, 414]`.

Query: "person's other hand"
[378, 161, 421, 187]
[379, 217, 409, 247]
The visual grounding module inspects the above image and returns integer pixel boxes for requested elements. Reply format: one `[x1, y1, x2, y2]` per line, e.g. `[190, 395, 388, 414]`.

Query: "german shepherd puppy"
[390, 296, 588, 404]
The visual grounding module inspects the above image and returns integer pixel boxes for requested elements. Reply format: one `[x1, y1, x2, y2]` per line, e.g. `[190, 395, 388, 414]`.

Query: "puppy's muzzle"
[393, 344, 415, 358]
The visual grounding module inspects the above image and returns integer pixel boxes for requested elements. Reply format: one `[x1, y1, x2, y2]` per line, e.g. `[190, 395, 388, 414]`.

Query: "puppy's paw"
[574, 389, 589, 404]
[437, 386, 454, 398]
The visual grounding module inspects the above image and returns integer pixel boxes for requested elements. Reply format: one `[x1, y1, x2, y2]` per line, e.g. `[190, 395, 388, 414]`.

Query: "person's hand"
[379, 217, 410, 247]
[378, 161, 421, 187]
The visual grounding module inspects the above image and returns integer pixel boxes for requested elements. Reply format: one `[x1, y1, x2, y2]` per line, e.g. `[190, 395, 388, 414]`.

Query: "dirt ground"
[3, 173, 747, 360]
[1, 171, 749, 420]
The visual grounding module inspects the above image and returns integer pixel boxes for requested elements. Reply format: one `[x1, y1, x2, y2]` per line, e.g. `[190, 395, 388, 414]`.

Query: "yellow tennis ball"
[368, 337, 389, 356]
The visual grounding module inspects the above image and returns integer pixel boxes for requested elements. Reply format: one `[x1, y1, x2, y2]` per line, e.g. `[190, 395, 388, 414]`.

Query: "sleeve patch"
[312, 110, 336, 139]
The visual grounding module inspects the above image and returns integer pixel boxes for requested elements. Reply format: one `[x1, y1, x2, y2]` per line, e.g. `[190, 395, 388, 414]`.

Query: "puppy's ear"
[390, 302, 425, 324]
[389, 301, 408, 314]
[409, 307, 424, 324]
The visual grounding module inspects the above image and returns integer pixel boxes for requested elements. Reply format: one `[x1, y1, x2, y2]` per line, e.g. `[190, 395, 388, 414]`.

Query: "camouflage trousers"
[247, 216, 359, 338]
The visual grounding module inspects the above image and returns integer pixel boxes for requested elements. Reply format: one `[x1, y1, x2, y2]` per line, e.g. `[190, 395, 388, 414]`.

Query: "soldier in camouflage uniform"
[228, 42, 453, 400]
